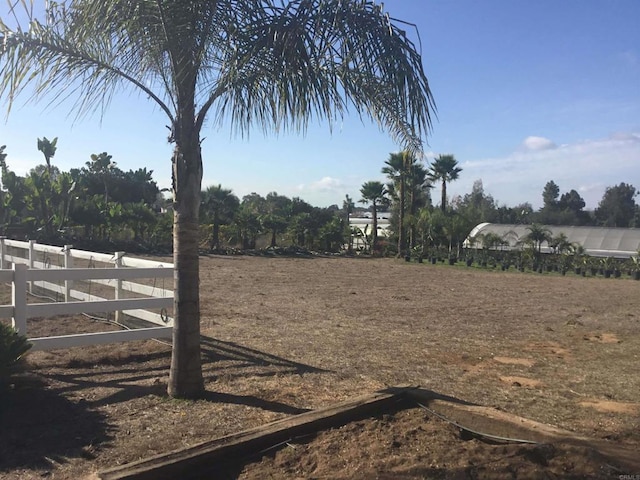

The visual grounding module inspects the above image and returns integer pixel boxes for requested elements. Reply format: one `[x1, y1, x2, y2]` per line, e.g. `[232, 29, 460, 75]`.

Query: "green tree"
[406, 161, 431, 249]
[343, 194, 355, 254]
[542, 180, 560, 210]
[522, 223, 552, 255]
[0, 146, 27, 232]
[86, 152, 116, 203]
[234, 193, 266, 250]
[359, 180, 387, 253]
[595, 183, 637, 227]
[37, 137, 58, 178]
[0, 1, 435, 398]
[262, 192, 291, 248]
[455, 179, 497, 226]
[35, 137, 60, 238]
[382, 151, 415, 257]
[201, 184, 239, 251]
[429, 154, 462, 212]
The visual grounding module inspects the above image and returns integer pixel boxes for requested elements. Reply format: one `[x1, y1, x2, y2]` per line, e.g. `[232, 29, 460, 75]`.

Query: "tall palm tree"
[406, 161, 431, 249]
[382, 150, 415, 257]
[429, 154, 462, 212]
[359, 180, 387, 253]
[0, 1, 435, 398]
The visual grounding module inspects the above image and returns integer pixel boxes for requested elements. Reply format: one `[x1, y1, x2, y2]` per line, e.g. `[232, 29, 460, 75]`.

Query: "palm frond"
[206, 0, 436, 152]
[1, 0, 435, 151]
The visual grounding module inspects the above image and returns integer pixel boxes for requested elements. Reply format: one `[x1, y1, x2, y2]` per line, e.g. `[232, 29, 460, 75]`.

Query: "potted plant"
[630, 255, 640, 280]
[599, 257, 615, 278]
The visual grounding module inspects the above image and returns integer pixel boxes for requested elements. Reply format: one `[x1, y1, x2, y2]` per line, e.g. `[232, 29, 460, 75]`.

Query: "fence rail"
[0, 238, 174, 351]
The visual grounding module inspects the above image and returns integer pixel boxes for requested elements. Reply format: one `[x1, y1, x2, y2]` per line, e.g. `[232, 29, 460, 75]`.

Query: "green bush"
[0, 322, 32, 387]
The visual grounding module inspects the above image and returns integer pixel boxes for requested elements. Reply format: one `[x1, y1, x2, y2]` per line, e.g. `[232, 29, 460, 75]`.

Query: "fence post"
[64, 245, 73, 302]
[28, 239, 36, 294]
[12, 264, 28, 335]
[0, 236, 5, 269]
[114, 251, 125, 324]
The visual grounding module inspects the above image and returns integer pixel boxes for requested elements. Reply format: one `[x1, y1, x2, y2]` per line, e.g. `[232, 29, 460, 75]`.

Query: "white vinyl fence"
[0, 238, 173, 351]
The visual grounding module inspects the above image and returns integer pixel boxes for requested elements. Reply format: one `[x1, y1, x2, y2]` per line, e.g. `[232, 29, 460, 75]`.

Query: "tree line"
[0, 140, 351, 254]
[0, 140, 171, 252]
[358, 151, 639, 259]
[1, 141, 638, 258]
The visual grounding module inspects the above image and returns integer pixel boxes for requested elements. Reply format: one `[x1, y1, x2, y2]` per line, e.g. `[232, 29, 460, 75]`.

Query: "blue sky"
[1, 0, 639, 210]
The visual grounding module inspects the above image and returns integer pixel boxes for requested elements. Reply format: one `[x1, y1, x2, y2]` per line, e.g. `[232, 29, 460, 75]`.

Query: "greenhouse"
[465, 223, 640, 259]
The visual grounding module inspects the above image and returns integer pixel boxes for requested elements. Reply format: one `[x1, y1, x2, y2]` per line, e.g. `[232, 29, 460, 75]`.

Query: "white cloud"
[308, 176, 343, 191]
[522, 136, 557, 151]
[452, 132, 640, 210]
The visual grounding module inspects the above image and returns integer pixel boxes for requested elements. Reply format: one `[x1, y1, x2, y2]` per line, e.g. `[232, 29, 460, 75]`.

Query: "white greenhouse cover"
[464, 223, 640, 258]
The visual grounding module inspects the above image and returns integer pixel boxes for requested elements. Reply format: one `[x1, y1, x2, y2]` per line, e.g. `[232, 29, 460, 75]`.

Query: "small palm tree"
[523, 223, 552, 255]
[429, 154, 462, 212]
[201, 184, 239, 251]
[359, 181, 387, 253]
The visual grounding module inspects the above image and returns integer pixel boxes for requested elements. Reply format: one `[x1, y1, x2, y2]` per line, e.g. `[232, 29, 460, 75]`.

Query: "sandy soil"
[1, 255, 639, 479]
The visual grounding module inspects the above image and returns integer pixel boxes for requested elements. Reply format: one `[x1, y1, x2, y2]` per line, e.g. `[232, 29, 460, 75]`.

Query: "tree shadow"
[200, 335, 329, 376]
[0, 374, 113, 473]
[35, 335, 328, 411]
[201, 391, 310, 415]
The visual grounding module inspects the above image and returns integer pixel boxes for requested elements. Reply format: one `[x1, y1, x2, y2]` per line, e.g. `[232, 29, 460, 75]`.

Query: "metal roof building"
[465, 223, 640, 258]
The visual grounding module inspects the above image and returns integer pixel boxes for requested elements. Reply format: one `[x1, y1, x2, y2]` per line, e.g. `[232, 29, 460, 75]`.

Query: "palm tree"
[37, 137, 57, 179]
[382, 151, 416, 257]
[429, 154, 462, 212]
[522, 223, 552, 255]
[359, 181, 387, 253]
[343, 194, 355, 254]
[0, 1, 435, 398]
[406, 161, 431, 249]
[201, 184, 239, 251]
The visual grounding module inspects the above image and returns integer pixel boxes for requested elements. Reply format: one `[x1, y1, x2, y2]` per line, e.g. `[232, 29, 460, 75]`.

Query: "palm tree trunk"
[398, 177, 406, 257]
[441, 179, 447, 212]
[168, 116, 205, 399]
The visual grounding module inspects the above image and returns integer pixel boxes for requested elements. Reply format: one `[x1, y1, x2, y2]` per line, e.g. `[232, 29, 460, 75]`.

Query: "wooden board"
[91, 387, 412, 480]
[92, 386, 640, 479]
[406, 388, 640, 473]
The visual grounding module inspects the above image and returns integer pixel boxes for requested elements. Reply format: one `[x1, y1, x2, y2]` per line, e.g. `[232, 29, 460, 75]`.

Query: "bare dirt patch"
[2, 256, 640, 479]
[579, 399, 640, 415]
[493, 356, 536, 367]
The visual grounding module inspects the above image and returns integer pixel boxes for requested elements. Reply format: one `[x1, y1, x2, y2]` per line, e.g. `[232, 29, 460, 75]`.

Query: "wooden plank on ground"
[406, 388, 640, 472]
[91, 387, 412, 480]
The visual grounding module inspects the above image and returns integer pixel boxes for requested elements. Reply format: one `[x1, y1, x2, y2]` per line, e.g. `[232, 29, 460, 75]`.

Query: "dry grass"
[1, 255, 639, 479]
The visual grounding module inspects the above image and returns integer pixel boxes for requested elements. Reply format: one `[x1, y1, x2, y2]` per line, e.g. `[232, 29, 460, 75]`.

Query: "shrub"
[0, 323, 32, 387]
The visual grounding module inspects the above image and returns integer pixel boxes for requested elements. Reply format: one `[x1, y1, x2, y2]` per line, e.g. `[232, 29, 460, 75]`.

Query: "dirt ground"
[1, 255, 639, 479]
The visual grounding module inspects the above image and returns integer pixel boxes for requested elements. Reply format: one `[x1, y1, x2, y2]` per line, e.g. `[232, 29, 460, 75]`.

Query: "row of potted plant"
[412, 246, 640, 280]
